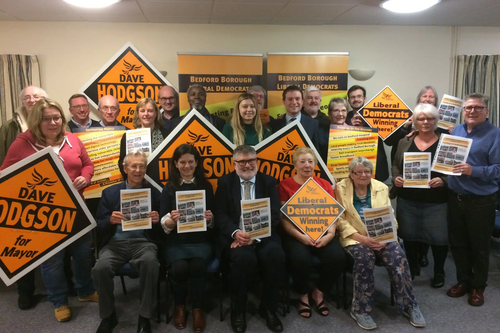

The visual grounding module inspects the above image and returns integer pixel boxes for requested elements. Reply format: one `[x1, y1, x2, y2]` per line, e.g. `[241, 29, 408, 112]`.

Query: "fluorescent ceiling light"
[63, 0, 121, 9]
[381, 0, 440, 14]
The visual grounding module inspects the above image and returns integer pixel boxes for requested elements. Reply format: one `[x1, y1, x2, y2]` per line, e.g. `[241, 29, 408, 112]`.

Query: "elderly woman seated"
[334, 156, 425, 331]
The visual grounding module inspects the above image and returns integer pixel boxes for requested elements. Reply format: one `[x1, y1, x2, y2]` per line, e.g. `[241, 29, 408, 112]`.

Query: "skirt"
[396, 197, 448, 245]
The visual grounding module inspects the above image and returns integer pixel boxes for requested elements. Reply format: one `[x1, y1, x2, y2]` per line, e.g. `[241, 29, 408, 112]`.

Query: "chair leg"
[219, 272, 223, 322]
[281, 276, 287, 318]
[120, 275, 127, 295]
[165, 274, 170, 324]
[390, 282, 395, 306]
[336, 277, 341, 309]
[156, 278, 161, 323]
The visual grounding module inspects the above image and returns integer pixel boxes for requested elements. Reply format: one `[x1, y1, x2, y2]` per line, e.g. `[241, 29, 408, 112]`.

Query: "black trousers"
[448, 192, 497, 289]
[228, 239, 285, 313]
[282, 234, 345, 295]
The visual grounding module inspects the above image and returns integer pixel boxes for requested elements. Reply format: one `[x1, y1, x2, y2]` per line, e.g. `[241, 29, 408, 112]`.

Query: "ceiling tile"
[270, 18, 332, 25]
[138, 1, 212, 17]
[147, 15, 210, 23]
[213, 3, 283, 18]
[277, 4, 355, 19]
[210, 17, 271, 24]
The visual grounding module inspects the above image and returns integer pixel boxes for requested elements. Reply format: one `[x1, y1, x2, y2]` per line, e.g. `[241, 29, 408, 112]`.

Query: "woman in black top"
[160, 144, 214, 333]
[391, 103, 449, 288]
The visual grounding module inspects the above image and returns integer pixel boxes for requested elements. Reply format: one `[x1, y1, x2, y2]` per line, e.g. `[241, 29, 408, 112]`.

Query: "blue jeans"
[41, 232, 95, 308]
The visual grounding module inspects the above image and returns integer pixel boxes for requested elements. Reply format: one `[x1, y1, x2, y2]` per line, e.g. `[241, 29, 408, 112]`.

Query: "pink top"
[1, 130, 94, 195]
[278, 176, 334, 203]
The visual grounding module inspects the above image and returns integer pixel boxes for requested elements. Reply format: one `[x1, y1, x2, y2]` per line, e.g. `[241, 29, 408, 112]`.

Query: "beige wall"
[0, 22, 458, 117]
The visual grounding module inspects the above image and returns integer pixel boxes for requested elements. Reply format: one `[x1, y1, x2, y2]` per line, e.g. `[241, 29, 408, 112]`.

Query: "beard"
[189, 103, 204, 111]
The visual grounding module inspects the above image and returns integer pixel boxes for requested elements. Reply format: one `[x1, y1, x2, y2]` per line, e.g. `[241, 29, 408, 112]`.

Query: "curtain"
[454, 55, 499, 127]
[0, 55, 41, 126]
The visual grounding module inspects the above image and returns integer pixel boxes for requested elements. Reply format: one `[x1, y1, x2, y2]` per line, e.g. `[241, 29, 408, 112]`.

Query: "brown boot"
[173, 305, 187, 329]
[192, 308, 206, 333]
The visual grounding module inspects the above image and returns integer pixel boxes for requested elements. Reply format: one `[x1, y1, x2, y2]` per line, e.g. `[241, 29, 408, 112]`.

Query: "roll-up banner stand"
[178, 53, 263, 122]
[267, 52, 349, 119]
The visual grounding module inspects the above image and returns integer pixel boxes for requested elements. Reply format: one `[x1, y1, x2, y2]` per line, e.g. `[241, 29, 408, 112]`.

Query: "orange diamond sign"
[145, 110, 236, 192]
[81, 42, 175, 129]
[0, 149, 96, 286]
[280, 178, 344, 242]
[358, 86, 412, 141]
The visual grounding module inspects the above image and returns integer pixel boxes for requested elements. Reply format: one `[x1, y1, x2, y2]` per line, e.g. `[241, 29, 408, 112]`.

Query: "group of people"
[0, 82, 498, 333]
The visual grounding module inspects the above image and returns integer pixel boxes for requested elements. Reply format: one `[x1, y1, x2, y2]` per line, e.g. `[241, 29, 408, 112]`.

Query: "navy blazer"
[95, 182, 163, 251]
[270, 115, 320, 151]
[214, 171, 281, 253]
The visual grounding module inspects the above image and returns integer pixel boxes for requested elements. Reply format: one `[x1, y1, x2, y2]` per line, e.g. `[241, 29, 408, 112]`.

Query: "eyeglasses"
[22, 95, 41, 101]
[234, 158, 257, 167]
[352, 170, 372, 176]
[128, 164, 146, 170]
[100, 106, 118, 112]
[159, 97, 176, 103]
[71, 104, 89, 109]
[42, 116, 62, 123]
[331, 109, 347, 114]
[464, 105, 486, 112]
[416, 117, 435, 122]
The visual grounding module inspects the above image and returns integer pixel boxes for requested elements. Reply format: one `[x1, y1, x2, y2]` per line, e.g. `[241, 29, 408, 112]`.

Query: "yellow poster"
[81, 42, 175, 129]
[74, 128, 126, 199]
[358, 86, 413, 141]
[177, 53, 263, 121]
[327, 125, 378, 179]
[280, 178, 344, 242]
[267, 53, 349, 119]
[0, 149, 96, 286]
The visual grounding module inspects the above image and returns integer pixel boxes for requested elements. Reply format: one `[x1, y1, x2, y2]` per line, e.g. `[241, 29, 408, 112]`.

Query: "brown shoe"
[173, 305, 187, 329]
[447, 282, 469, 298]
[192, 308, 206, 333]
[468, 289, 484, 306]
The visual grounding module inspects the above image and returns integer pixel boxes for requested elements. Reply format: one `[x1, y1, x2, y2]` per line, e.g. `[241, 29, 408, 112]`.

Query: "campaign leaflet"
[363, 206, 397, 244]
[120, 189, 152, 231]
[176, 190, 206, 233]
[403, 152, 431, 188]
[126, 128, 151, 157]
[431, 134, 472, 176]
[241, 198, 271, 240]
[437, 94, 464, 130]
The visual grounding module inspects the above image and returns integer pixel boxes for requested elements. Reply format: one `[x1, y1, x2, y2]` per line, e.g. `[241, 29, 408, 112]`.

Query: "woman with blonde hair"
[222, 93, 271, 146]
[118, 97, 169, 178]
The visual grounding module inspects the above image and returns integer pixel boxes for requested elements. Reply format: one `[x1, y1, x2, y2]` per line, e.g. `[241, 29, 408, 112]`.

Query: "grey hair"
[464, 93, 489, 108]
[412, 103, 439, 130]
[328, 97, 349, 113]
[304, 86, 321, 97]
[348, 156, 373, 175]
[98, 95, 120, 108]
[187, 84, 206, 96]
[123, 149, 147, 166]
[416, 86, 439, 107]
[20, 85, 48, 99]
[247, 85, 266, 98]
[233, 145, 256, 160]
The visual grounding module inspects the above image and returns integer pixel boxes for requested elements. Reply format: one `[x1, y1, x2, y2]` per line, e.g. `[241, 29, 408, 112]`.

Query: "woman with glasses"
[335, 157, 425, 330]
[222, 93, 271, 146]
[159, 144, 214, 333]
[278, 147, 345, 318]
[118, 97, 169, 178]
[391, 103, 449, 287]
[1, 98, 97, 322]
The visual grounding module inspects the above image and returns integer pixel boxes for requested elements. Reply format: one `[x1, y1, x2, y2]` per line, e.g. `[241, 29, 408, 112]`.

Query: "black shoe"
[259, 305, 284, 333]
[96, 311, 118, 333]
[410, 265, 421, 280]
[419, 255, 429, 268]
[431, 273, 445, 289]
[231, 311, 247, 333]
[17, 294, 34, 310]
[137, 315, 151, 333]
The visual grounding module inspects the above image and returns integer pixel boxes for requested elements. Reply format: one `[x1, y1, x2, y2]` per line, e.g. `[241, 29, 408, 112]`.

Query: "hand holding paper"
[148, 211, 160, 223]
[428, 177, 444, 188]
[110, 211, 125, 225]
[394, 176, 404, 187]
[204, 210, 212, 223]
[73, 176, 88, 190]
[234, 230, 252, 246]
[452, 163, 471, 176]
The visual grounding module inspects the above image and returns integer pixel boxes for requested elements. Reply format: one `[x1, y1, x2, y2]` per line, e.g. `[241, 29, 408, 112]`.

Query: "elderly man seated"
[92, 150, 162, 333]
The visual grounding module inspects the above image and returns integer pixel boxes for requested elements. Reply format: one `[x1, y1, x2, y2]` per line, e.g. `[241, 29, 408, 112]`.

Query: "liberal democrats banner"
[178, 53, 263, 121]
[267, 52, 349, 119]
[0, 149, 96, 286]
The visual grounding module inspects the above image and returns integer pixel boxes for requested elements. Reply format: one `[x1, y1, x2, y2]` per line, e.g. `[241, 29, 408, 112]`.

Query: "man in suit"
[92, 150, 162, 333]
[301, 86, 331, 162]
[170, 84, 225, 132]
[270, 85, 320, 151]
[214, 145, 285, 333]
[67, 94, 101, 132]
